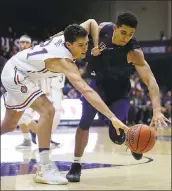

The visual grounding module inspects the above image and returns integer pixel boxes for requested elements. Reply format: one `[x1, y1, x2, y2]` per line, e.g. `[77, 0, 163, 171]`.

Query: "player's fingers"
[160, 119, 168, 128]
[154, 120, 161, 129]
[116, 128, 120, 136]
[91, 50, 101, 56]
[164, 117, 171, 123]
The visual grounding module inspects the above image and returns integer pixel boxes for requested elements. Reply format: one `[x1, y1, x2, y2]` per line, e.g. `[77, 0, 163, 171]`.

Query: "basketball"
[126, 124, 156, 154]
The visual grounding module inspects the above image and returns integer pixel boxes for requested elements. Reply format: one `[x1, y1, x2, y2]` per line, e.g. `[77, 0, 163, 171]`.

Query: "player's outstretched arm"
[45, 58, 129, 135]
[80, 19, 99, 48]
[129, 49, 171, 128]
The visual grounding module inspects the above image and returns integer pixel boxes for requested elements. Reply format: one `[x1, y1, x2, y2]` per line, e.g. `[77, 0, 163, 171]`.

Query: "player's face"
[112, 24, 136, 46]
[66, 36, 89, 59]
[19, 41, 31, 50]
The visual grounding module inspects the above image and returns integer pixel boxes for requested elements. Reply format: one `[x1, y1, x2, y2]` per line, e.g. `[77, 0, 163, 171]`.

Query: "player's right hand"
[91, 47, 101, 56]
[110, 117, 129, 135]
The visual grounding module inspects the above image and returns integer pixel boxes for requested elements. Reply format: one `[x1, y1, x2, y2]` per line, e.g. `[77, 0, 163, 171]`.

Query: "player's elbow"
[87, 19, 97, 23]
[88, 19, 98, 29]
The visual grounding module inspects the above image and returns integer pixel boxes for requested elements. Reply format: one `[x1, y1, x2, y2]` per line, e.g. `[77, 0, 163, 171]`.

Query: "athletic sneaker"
[16, 139, 31, 149]
[66, 163, 81, 182]
[125, 141, 143, 160]
[33, 162, 68, 185]
[131, 152, 143, 160]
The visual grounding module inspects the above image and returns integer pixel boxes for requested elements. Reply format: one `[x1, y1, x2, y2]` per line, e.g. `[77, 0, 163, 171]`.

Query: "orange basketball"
[126, 124, 156, 154]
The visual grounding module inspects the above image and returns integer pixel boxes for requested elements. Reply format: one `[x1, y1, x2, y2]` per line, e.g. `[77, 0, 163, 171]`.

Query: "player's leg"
[30, 95, 68, 184]
[0, 61, 25, 135]
[108, 99, 143, 160]
[74, 80, 99, 159]
[1, 108, 24, 135]
[28, 120, 38, 144]
[49, 88, 63, 147]
[28, 88, 62, 148]
[66, 80, 98, 182]
[28, 78, 62, 148]
[66, 98, 97, 182]
[16, 124, 32, 149]
[1, 62, 67, 184]
[16, 109, 33, 149]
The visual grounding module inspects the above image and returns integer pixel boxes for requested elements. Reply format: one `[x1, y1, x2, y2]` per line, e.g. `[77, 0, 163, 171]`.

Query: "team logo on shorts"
[21, 85, 28, 93]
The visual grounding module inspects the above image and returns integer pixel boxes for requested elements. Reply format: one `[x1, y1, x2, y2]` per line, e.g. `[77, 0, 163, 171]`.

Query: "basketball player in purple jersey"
[66, 11, 171, 182]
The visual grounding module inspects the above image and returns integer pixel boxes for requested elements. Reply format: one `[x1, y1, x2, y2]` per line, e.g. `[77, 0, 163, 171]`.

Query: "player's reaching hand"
[150, 112, 171, 130]
[110, 117, 129, 135]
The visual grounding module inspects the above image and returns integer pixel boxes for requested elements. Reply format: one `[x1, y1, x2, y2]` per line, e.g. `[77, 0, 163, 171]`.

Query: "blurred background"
[0, 0, 171, 127]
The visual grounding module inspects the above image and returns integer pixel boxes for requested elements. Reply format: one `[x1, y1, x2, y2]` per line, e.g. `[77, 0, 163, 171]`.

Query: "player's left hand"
[111, 117, 129, 135]
[150, 112, 171, 130]
[91, 47, 101, 56]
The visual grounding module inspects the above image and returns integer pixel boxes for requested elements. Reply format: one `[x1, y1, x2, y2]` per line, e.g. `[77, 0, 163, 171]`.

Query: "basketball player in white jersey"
[16, 35, 62, 149]
[1, 20, 129, 185]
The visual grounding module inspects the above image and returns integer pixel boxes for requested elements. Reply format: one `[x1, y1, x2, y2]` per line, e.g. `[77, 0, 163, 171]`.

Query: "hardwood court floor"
[1, 127, 171, 190]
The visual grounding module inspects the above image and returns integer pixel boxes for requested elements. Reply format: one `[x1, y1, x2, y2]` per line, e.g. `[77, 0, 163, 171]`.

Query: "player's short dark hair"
[64, 24, 88, 43]
[116, 11, 138, 28]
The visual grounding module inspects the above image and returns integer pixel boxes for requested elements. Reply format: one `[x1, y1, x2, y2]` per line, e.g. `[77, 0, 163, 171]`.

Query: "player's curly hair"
[64, 24, 88, 43]
[116, 11, 138, 28]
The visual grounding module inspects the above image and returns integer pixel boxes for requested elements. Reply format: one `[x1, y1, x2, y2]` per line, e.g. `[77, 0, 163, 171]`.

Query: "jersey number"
[27, 48, 48, 58]
[27, 38, 63, 58]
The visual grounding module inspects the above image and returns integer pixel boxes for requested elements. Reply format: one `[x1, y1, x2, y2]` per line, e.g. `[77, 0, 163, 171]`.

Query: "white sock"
[40, 150, 50, 165]
[23, 133, 31, 140]
[74, 156, 81, 163]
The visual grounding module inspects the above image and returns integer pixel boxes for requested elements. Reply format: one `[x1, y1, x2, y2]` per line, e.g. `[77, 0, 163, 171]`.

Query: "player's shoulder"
[46, 41, 73, 60]
[99, 22, 113, 28]
[99, 22, 114, 33]
[51, 35, 65, 44]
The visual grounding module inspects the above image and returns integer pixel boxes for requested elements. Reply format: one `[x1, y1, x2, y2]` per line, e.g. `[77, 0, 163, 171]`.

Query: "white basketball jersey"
[10, 35, 72, 80]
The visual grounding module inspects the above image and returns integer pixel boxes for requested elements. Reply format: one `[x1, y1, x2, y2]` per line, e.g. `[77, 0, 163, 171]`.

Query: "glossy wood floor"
[1, 127, 171, 190]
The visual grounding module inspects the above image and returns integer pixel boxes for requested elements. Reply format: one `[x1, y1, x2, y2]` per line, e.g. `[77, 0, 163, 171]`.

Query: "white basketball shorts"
[1, 60, 44, 111]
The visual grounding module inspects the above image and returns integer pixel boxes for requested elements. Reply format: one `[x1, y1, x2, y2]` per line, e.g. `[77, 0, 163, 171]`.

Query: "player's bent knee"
[79, 125, 90, 130]
[31, 95, 55, 118]
[42, 104, 55, 118]
[47, 104, 55, 116]
[36, 100, 55, 118]
[79, 117, 92, 130]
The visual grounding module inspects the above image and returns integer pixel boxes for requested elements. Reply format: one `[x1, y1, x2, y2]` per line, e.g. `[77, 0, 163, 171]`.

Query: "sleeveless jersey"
[87, 24, 141, 103]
